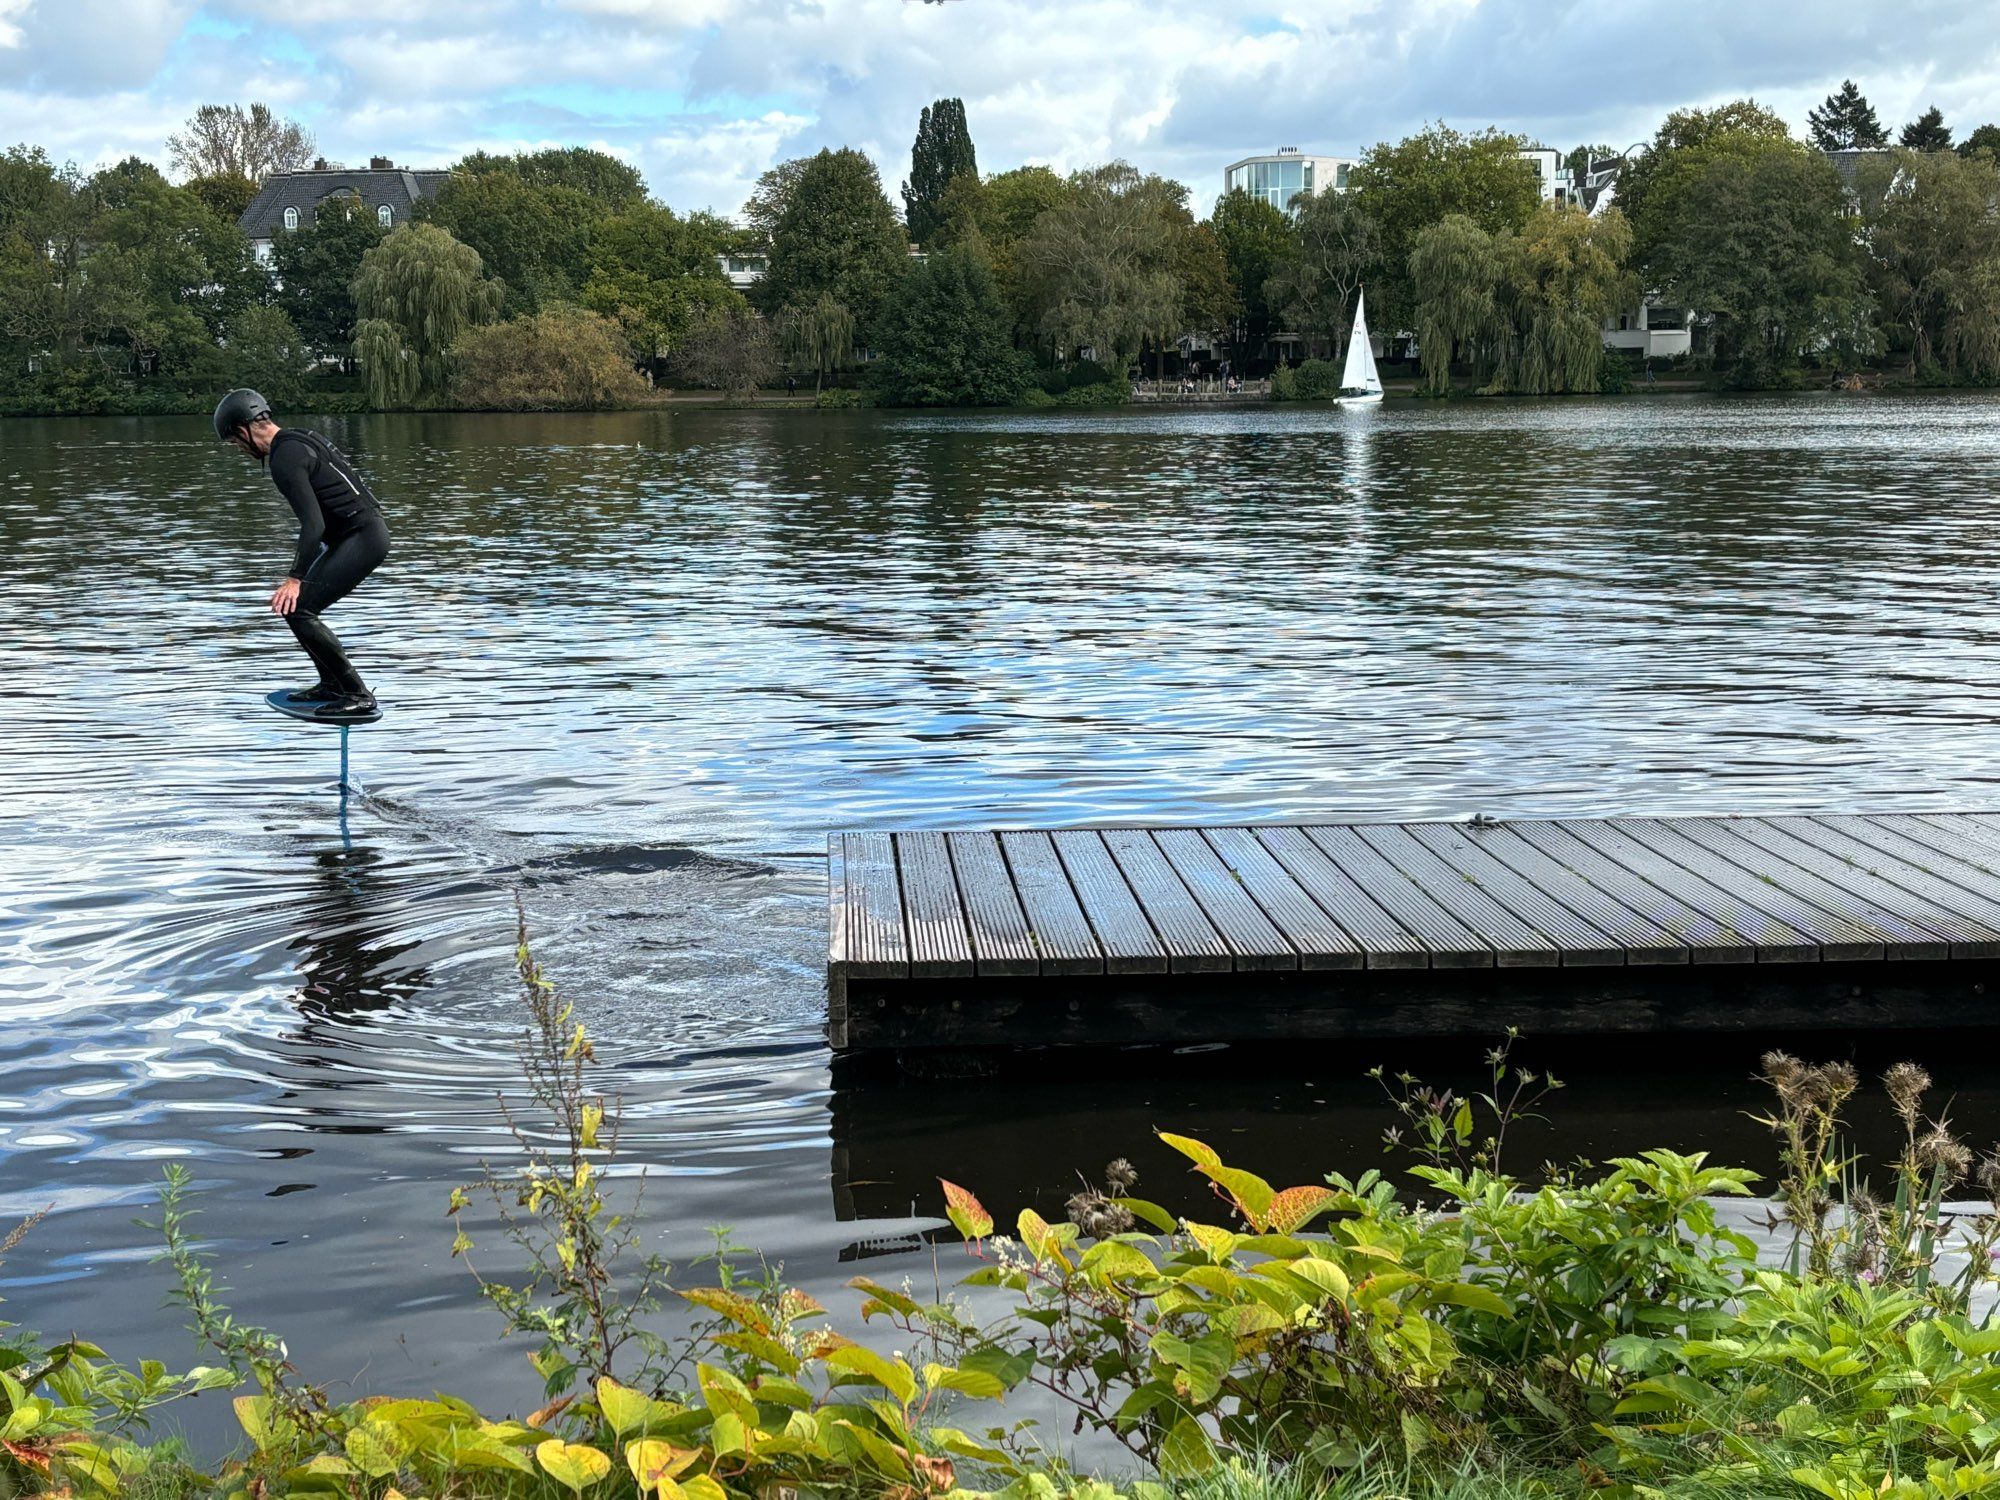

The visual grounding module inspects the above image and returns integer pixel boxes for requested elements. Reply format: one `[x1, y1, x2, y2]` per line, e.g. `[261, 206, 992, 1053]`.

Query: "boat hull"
[1335, 392, 1384, 406]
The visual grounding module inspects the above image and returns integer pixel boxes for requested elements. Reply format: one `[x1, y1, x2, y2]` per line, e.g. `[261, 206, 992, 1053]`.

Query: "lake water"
[7, 394, 2000, 1431]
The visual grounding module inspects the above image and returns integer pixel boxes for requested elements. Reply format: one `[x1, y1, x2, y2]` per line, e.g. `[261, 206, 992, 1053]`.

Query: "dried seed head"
[1977, 1148, 2000, 1203]
[1917, 1125, 1974, 1184]
[1884, 1062, 1931, 1128]
[1812, 1061, 1860, 1111]
[1104, 1158, 1138, 1194]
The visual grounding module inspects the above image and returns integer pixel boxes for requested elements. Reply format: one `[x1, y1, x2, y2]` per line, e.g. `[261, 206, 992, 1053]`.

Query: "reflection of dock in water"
[828, 1030, 1954, 1228]
[827, 814, 2000, 1054]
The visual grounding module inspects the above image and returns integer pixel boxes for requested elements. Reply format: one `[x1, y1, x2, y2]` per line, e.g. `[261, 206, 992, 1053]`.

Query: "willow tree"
[1015, 162, 1182, 373]
[778, 292, 856, 391]
[1858, 148, 2000, 375]
[1497, 204, 1636, 394]
[1408, 214, 1502, 393]
[351, 222, 501, 406]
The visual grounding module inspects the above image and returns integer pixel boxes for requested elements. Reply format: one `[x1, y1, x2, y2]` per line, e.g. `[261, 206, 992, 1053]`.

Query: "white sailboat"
[1335, 289, 1384, 405]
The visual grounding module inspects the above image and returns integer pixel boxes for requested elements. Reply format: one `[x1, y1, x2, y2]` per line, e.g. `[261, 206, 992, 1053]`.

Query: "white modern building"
[717, 252, 767, 288]
[1516, 148, 1579, 205]
[1222, 148, 1357, 211]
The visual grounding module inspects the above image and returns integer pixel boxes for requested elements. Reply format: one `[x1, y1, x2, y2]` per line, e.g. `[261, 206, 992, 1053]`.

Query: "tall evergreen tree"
[1901, 106, 1954, 152]
[1808, 81, 1888, 151]
[902, 97, 977, 247]
[759, 148, 908, 345]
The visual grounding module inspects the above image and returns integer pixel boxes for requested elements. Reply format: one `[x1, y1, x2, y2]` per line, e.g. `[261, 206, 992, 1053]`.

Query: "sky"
[2, 0, 1998, 219]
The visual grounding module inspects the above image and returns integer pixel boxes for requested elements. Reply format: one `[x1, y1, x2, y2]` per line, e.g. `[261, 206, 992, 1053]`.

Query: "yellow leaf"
[535, 1441, 612, 1495]
[939, 1179, 993, 1240]
[625, 1440, 698, 1495]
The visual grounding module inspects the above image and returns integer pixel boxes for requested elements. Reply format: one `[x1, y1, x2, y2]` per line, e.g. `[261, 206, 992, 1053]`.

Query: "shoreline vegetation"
[6, 84, 2000, 419]
[13, 928, 2000, 1500]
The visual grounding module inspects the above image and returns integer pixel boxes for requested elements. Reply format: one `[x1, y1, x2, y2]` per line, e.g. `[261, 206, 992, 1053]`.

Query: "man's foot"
[287, 682, 343, 704]
[311, 690, 378, 720]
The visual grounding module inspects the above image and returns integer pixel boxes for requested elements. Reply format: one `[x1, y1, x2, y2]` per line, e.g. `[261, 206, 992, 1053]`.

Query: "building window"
[282, 207, 299, 231]
[378, 204, 393, 227]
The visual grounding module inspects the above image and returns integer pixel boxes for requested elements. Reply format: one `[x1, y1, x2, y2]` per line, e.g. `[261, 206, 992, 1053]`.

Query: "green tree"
[1409, 215, 1504, 393]
[581, 201, 740, 374]
[776, 292, 855, 392]
[1960, 124, 2000, 159]
[757, 148, 908, 347]
[1495, 204, 1637, 394]
[1565, 143, 1618, 179]
[450, 306, 646, 410]
[424, 167, 603, 316]
[167, 103, 314, 183]
[873, 244, 1026, 406]
[270, 189, 387, 361]
[223, 303, 309, 402]
[1619, 99, 1796, 267]
[1015, 162, 1181, 374]
[84, 157, 259, 375]
[672, 303, 778, 395]
[352, 222, 501, 406]
[1350, 123, 1540, 332]
[1901, 106, 1953, 152]
[0, 150, 126, 374]
[1210, 189, 1295, 350]
[454, 147, 646, 208]
[932, 165, 1073, 335]
[742, 157, 810, 245]
[902, 97, 977, 247]
[1265, 187, 1379, 356]
[1652, 144, 1871, 373]
[1858, 148, 2000, 375]
[1808, 81, 1888, 151]
[184, 173, 258, 222]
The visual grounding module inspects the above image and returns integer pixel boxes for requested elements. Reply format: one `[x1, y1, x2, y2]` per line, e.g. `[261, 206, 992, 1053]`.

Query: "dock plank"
[996, 831, 1105, 975]
[1098, 829, 1235, 973]
[1152, 829, 1298, 971]
[1703, 818, 1987, 959]
[1576, 819, 1875, 960]
[1434, 824, 1691, 964]
[1252, 826, 1432, 968]
[1503, 822, 1753, 962]
[1402, 823, 1634, 965]
[1666, 818, 1951, 960]
[1351, 823, 1563, 966]
[1301, 825, 1495, 967]
[945, 832, 1042, 977]
[843, 832, 909, 978]
[1769, 819, 2000, 959]
[1202, 827, 1364, 970]
[1049, 830, 1170, 975]
[895, 832, 976, 978]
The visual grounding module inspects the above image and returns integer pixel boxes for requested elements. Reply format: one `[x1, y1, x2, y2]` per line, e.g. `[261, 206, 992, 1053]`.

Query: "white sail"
[1339, 290, 1383, 398]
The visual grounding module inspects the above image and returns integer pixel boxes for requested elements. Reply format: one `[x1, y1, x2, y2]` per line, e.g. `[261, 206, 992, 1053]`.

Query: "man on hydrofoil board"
[214, 389, 390, 721]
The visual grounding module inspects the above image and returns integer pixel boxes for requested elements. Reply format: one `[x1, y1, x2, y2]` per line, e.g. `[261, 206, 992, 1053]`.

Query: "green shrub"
[450, 307, 648, 411]
[1049, 379, 1128, 406]
[813, 387, 869, 408]
[1268, 365, 1298, 400]
[1597, 354, 1633, 393]
[1292, 359, 1343, 400]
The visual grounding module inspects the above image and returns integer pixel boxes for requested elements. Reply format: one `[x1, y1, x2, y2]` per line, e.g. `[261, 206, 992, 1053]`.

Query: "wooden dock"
[826, 813, 2000, 1053]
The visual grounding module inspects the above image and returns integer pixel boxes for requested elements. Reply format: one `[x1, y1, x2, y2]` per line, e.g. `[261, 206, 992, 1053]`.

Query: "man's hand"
[270, 578, 302, 616]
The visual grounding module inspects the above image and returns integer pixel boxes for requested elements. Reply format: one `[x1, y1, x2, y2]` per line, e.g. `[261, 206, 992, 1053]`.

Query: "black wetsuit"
[269, 429, 390, 694]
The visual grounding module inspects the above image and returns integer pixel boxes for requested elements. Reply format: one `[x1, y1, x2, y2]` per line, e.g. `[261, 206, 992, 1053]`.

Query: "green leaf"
[1158, 1415, 1218, 1477]
[1200, 1165, 1275, 1229]
[925, 1363, 1005, 1399]
[847, 1276, 922, 1318]
[1284, 1256, 1351, 1304]
[1158, 1133, 1222, 1168]
[1112, 1196, 1179, 1233]
[825, 1345, 918, 1406]
[344, 1419, 411, 1479]
[1425, 1282, 1514, 1318]
[535, 1440, 612, 1494]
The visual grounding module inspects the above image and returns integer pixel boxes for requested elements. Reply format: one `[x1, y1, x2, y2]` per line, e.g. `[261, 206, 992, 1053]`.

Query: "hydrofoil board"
[265, 689, 383, 726]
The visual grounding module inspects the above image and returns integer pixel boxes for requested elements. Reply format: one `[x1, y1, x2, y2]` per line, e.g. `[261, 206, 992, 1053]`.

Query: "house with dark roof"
[238, 157, 452, 263]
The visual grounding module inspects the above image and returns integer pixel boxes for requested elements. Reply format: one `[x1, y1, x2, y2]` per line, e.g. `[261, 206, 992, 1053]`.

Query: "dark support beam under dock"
[826, 813, 2000, 1053]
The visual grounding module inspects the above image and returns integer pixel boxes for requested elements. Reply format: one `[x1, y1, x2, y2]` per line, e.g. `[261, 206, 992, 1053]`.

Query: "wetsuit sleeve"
[268, 437, 324, 579]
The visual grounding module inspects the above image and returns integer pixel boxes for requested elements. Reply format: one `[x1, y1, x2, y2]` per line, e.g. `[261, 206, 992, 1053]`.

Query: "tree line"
[2, 80, 1998, 414]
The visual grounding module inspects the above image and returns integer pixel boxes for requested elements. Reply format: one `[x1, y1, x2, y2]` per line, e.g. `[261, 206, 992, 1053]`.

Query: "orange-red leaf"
[940, 1179, 993, 1240]
[1264, 1185, 1338, 1235]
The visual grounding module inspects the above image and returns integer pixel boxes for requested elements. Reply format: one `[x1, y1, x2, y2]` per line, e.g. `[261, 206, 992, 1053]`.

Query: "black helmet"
[213, 388, 271, 442]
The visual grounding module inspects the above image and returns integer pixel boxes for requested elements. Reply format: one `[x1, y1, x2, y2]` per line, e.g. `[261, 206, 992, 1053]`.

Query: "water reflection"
[7, 396, 2000, 1429]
